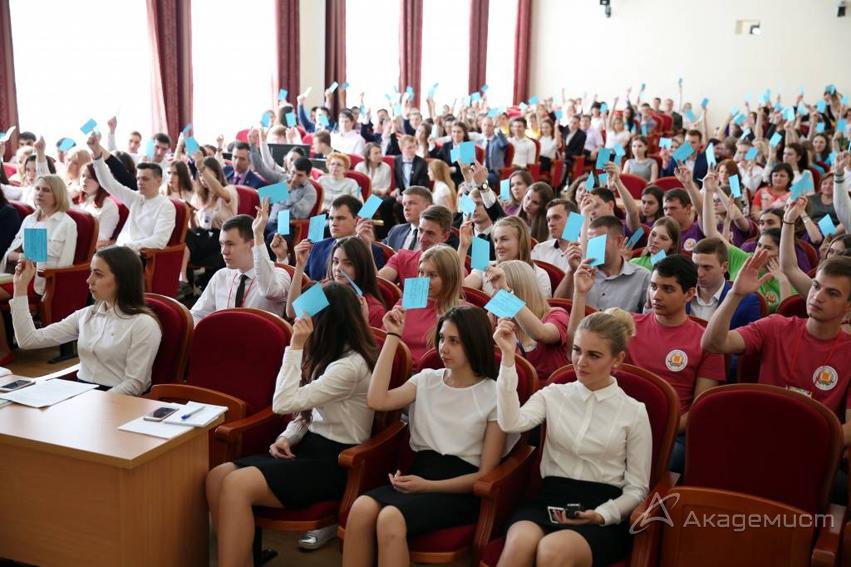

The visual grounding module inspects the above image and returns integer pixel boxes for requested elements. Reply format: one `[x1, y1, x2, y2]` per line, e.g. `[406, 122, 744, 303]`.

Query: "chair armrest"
[214, 406, 285, 444]
[813, 502, 844, 567]
[628, 471, 680, 567]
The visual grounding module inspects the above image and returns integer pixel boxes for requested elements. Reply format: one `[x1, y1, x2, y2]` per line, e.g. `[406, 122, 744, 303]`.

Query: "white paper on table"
[0, 379, 97, 408]
[162, 401, 228, 428]
[118, 403, 193, 439]
[0, 367, 11, 378]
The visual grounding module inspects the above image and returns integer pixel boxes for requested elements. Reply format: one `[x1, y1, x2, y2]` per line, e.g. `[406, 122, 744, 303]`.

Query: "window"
[10, 0, 153, 152]
[346, 0, 400, 114]
[485, 0, 518, 107]
[192, 0, 276, 143]
[420, 0, 470, 114]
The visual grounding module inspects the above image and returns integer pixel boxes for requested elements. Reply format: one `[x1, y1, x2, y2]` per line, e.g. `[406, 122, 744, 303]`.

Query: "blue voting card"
[562, 212, 585, 242]
[745, 147, 758, 161]
[797, 104, 808, 117]
[487, 108, 500, 118]
[0, 126, 15, 142]
[773, 101, 783, 111]
[184, 136, 200, 156]
[259, 182, 289, 204]
[278, 88, 288, 101]
[428, 83, 439, 98]
[595, 148, 612, 170]
[327, 81, 339, 93]
[730, 106, 739, 116]
[471, 92, 482, 103]
[819, 215, 837, 237]
[760, 90, 771, 105]
[285, 112, 297, 127]
[585, 234, 607, 267]
[729, 174, 742, 198]
[293, 283, 330, 317]
[838, 119, 848, 133]
[782, 107, 795, 122]
[685, 109, 697, 123]
[672, 143, 694, 163]
[789, 175, 814, 200]
[641, 123, 648, 137]
[406, 85, 414, 97]
[650, 249, 667, 266]
[308, 214, 327, 242]
[640, 82, 646, 92]
[182, 123, 193, 134]
[659, 138, 673, 150]
[458, 141, 476, 164]
[340, 269, 363, 296]
[277, 210, 290, 235]
[842, 96, 849, 106]
[584, 175, 595, 191]
[500, 178, 511, 201]
[518, 102, 528, 112]
[402, 277, 430, 309]
[23, 228, 48, 262]
[480, 84, 489, 93]
[360, 104, 366, 115]
[340, 82, 350, 91]
[358, 194, 383, 219]
[706, 143, 716, 168]
[555, 109, 563, 120]
[816, 122, 825, 134]
[459, 194, 476, 216]
[739, 128, 751, 140]
[260, 111, 272, 128]
[484, 289, 526, 319]
[734, 113, 747, 125]
[393, 103, 402, 116]
[471, 237, 490, 271]
[613, 144, 626, 159]
[450, 146, 461, 164]
[700, 97, 709, 109]
[80, 118, 97, 135]
[58, 137, 75, 152]
[827, 84, 837, 95]
[145, 138, 155, 159]
[528, 96, 539, 105]
[625, 227, 645, 249]
[600, 102, 608, 114]
[827, 152, 836, 166]
[678, 77, 683, 87]
[318, 114, 330, 127]
[598, 173, 609, 186]
[817, 100, 826, 113]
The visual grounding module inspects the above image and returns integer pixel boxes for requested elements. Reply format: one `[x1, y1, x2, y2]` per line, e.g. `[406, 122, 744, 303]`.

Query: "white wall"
[299, 0, 326, 107]
[529, 0, 851, 129]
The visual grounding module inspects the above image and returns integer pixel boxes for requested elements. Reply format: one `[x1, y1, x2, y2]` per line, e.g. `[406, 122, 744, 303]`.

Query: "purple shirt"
[679, 222, 705, 253]
[741, 238, 813, 273]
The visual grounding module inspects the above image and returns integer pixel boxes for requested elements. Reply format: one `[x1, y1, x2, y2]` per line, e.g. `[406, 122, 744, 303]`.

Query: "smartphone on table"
[143, 406, 179, 422]
[0, 379, 34, 393]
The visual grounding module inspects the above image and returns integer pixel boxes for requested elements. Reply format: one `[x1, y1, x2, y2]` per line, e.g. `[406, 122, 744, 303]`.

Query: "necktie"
[234, 274, 249, 308]
[485, 139, 491, 169]
[407, 228, 418, 251]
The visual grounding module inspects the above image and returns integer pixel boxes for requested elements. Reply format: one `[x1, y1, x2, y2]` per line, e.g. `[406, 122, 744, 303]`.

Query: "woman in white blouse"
[319, 152, 361, 211]
[207, 283, 378, 567]
[354, 143, 392, 195]
[427, 159, 457, 211]
[0, 175, 78, 365]
[493, 307, 652, 567]
[343, 306, 510, 567]
[74, 163, 120, 248]
[9, 246, 161, 395]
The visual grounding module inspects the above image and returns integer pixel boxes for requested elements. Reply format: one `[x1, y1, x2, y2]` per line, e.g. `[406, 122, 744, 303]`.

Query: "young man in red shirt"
[571, 254, 726, 473]
[376, 205, 453, 284]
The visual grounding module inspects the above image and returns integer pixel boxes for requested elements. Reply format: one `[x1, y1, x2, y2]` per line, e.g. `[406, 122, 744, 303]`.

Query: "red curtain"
[399, 0, 423, 101]
[325, 0, 346, 115]
[147, 0, 193, 144]
[275, 0, 300, 103]
[0, 1, 18, 159]
[468, 0, 489, 94]
[512, 0, 532, 104]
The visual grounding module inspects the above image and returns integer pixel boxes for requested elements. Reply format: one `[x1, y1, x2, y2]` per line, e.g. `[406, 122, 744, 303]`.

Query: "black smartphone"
[143, 406, 178, 422]
[565, 503, 583, 519]
[0, 379, 34, 393]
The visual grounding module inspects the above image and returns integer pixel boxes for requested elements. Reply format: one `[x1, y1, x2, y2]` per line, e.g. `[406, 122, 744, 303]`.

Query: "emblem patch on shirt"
[813, 366, 838, 391]
[683, 238, 697, 252]
[665, 349, 688, 372]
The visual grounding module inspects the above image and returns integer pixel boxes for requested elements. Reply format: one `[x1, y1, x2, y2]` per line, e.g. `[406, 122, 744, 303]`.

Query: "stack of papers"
[0, 379, 97, 408]
[118, 402, 227, 440]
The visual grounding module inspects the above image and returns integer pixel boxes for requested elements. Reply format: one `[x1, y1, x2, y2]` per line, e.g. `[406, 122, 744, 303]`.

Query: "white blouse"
[1, 211, 78, 295]
[510, 137, 537, 167]
[538, 136, 557, 160]
[273, 347, 374, 446]
[318, 175, 362, 211]
[75, 195, 119, 242]
[433, 180, 456, 211]
[604, 129, 631, 150]
[355, 161, 392, 193]
[10, 297, 162, 396]
[497, 363, 652, 526]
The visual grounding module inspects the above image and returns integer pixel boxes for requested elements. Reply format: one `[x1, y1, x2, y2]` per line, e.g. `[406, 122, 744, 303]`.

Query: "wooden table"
[0, 384, 222, 567]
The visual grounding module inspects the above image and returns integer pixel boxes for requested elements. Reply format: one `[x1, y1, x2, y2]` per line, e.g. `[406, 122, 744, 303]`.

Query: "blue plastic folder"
[706, 144, 716, 167]
[790, 175, 814, 200]
[278, 88, 288, 101]
[358, 194, 383, 219]
[625, 227, 644, 249]
[595, 148, 612, 170]
[80, 118, 97, 135]
[292, 283, 330, 317]
[484, 290, 525, 319]
[818, 215, 837, 237]
[459, 194, 476, 216]
[184, 136, 200, 156]
[562, 212, 584, 242]
[259, 182, 289, 204]
[260, 112, 272, 128]
[308, 214, 327, 242]
[58, 138, 75, 152]
[586, 234, 607, 267]
[402, 277, 430, 309]
[729, 174, 742, 198]
[650, 249, 667, 266]
[471, 237, 490, 271]
[500, 179, 511, 201]
[458, 141, 476, 164]
[277, 210, 290, 235]
[659, 138, 673, 150]
[672, 143, 694, 163]
[745, 147, 758, 161]
[285, 112, 297, 127]
[23, 228, 48, 262]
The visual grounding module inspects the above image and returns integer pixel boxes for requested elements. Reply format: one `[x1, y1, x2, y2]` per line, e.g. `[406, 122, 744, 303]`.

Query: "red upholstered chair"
[376, 276, 402, 307]
[654, 176, 684, 191]
[9, 200, 33, 220]
[570, 155, 585, 182]
[546, 297, 596, 316]
[532, 260, 565, 292]
[620, 173, 648, 199]
[337, 349, 538, 566]
[109, 197, 129, 241]
[777, 295, 807, 318]
[235, 185, 260, 216]
[475, 145, 486, 164]
[2, 162, 15, 178]
[547, 159, 566, 188]
[275, 262, 311, 289]
[797, 239, 819, 271]
[347, 153, 364, 167]
[345, 170, 372, 201]
[462, 286, 491, 309]
[809, 168, 821, 188]
[302, 134, 313, 146]
[142, 198, 188, 297]
[373, 242, 395, 265]
[480, 363, 680, 567]
[142, 293, 193, 386]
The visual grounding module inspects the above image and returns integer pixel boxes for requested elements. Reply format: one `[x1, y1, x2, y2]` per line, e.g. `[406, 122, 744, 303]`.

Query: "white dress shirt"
[93, 157, 176, 252]
[538, 136, 557, 160]
[509, 137, 537, 167]
[584, 127, 604, 152]
[690, 284, 725, 322]
[1, 211, 78, 295]
[190, 244, 291, 325]
[273, 347, 374, 446]
[354, 161, 392, 193]
[75, 195, 119, 242]
[497, 364, 652, 526]
[318, 176, 361, 211]
[331, 130, 366, 155]
[531, 238, 569, 272]
[10, 297, 162, 396]
[400, 223, 420, 251]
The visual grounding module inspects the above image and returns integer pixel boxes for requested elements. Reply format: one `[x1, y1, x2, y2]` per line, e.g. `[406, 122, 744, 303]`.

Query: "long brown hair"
[89, 246, 158, 323]
[75, 164, 109, 209]
[519, 181, 554, 242]
[326, 237, 386, 308]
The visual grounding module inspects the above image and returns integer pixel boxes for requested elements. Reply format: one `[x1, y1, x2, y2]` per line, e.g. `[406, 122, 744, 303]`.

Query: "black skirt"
[186, 228, 224, 269]
[510, 476, 630, 567]
[235, 431, 354, 508]
[366, 450, 479, 536]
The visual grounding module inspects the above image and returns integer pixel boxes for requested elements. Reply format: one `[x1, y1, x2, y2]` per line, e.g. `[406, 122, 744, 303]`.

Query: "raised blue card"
[471, 237, 490, 271]
[327, 81, 339, 93]
[184, 136, 200, 156]
[789, 174, 814, 200]
[816, 122, 825, 134]
[340, 269, 363, 296]
[480, 84, 489, 93]
[357, 194, 383, 219]
[817, 100, 826, 113]
[528, 96, 539, 105]
[827, 152, 836, 166]
[259, 181, 289, 204]
[838, 119, 848, 133]
[277, 210, 290, 235]
[818, 215, 837, 237]
[685, 109, 697, 123]
[613, 144, 626, 159]
[402, 277, 430, 309]
[308, 214, 327, 242]
[585, 233, 607, 267]
[450, 146, 460, 164]
[729, 174, 742, 198]
[23, 228, 48, 263]
[428, 83, 439, 98]
[700, 97, 709, 109]
[598, 172, 609, 186]
[745, 147, 758, 161]
[585, 174, 595, 191]
[625, 227, 644, 249]
[459, 193, 476, 216]
[705, 143, 716, 167]
[470, 92, 482, 103]
[182, 123, 193, 134]
[145, 138, 155, 159]
[80, 118, 97, 135]
[484, 289, 526, 319]
[782, 107, 795, 122]
[458, 141, 476, 164]
[595, 148, 612, 170]
[487, 108, 499, 118]
[500, 178, 511, 201]
[260, 111, 272, 128]
[827, 84, 837, 95]
[555, 109, 564, 120]
[672, 143, 694, 163]
[278, 88, 288, 101]
[650, 249, 667, 266]
[842, 96, 849, 106]
[659, 138, 673, 150]
[797, 104, 808, 117]
[58, 137, 75, 152]
[769, 132, 782, 147]
[518, 102, 528, 112]
[406, 86, 414, 97]
[318, 114, 330, 127]
[600, 102, 608, 114]
[285, 112, 297, 127]
[734, 113, 747, 125]
[292, 283, 330, 317]
[561, 212, 584, 242]
[340, 82, 350, 91]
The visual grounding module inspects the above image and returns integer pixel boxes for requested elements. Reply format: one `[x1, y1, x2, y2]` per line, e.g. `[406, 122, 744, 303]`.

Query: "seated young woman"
[206, 282, 378, 567]
[74, 163, 120, 248]
[630, 217, 680, 271]
[342, 305, 512, 567]
[288, 235, 387, 328]
[493, 309, 651, 567]
[9, 246, 161, 395]
[319, 152, 361, 211]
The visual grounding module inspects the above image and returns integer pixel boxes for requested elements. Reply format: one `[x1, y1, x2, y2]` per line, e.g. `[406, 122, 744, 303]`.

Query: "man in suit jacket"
[383, 186, 433, 251]
[224, 142, 264, 189]
[476, 117, 510, 186]
[393, 135, 429, 191]
[561, 116, 587, 172]
[660, 130, 708, 185]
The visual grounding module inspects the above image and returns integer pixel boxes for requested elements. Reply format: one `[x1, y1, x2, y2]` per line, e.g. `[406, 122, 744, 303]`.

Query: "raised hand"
[293, 239, 312, 269]
[270, 234, 288, 263]
[382, 305, 406, 336]
[290, 315, 314, 349]
[731, 249, 773, 296]
[573, 259, 596, 295]
[459, 219, 473, 249]
[253, 198, 270, 236]
[493, 318, 518, 356]
[107, 116, 117, 133]
[13, 260, 36, 297]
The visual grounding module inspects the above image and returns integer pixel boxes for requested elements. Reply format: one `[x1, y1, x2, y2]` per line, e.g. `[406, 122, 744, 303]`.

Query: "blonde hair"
[36, 175, 70, 212]
[493, 216, 533, 266]
[66, 147, 92, 167]
[420, 244, 463, 314]
[577, 308, 637, 355]
[500, 260, 549, 319]
[327, 152, 351, 170]
[427, 160, 457, 207]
